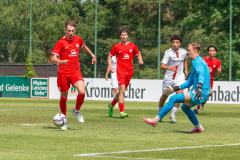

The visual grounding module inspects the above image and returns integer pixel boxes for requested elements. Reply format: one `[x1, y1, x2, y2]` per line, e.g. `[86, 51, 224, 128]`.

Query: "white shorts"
[111, 72, 118, 88]
[162, 78, 185, 95]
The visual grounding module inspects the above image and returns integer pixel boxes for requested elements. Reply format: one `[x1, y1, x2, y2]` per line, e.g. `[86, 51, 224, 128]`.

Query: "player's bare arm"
[161, 63, 177, 72]
[51, 54, 69, 65]
[82, 44, 97, 64]
[136, 54, 144, 64]
[107, 54, 113, 73]
[105, 65, 111, 80]
[184, 59, 189, 77]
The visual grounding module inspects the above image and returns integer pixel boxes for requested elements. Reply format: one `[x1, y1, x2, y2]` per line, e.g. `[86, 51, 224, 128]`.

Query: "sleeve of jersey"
[52, 41, 62, 56]
[78, 36, 85, 48]
[133, 44, 140, 56]
[180, 71, 193, 90]
[161, 51, 169, 64]
[109, 45, 116, 56]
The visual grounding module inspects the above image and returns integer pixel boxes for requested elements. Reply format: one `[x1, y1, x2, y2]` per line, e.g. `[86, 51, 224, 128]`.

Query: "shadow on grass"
[99, 116, 126, 119]
[43, 126, 78, 131]
[172, 130, 194, 134]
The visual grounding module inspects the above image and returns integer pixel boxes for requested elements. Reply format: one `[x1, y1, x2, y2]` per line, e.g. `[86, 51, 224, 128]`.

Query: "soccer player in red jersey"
[194, 45, 221, 114]
[107, 27, 144, 118]
[51, 20, 97, 130]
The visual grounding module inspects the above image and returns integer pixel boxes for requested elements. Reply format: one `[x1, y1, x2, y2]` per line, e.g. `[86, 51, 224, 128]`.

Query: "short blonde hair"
[188, 43, 201, 52]
[65, 20, 76, 28]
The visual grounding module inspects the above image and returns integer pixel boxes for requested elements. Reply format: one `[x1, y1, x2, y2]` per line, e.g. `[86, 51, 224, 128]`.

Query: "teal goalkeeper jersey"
[180, 56, 211, 100]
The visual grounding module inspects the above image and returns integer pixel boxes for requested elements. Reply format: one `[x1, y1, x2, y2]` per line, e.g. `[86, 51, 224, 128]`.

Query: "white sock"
[171, 106, 178, 115]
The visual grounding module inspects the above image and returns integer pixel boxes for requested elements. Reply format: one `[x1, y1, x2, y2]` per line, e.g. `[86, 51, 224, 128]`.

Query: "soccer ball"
[166, 85, 174, 95]
[53, 113, 67, 127]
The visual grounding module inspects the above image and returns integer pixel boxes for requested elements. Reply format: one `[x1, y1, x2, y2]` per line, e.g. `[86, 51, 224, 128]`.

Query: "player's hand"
[138, 60, 144, 65]
[59, 59, 69, 64]
[166, 85, 174, 95]
[105, 74, 109, 81]
[91, 56, 97, 64]
[195, 83, 203, 100]
[173, 86, 180, 91]
[168, 66, 178, 72]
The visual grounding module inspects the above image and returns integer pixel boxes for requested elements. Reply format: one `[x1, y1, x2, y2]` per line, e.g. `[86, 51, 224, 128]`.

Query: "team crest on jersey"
[129, 49, 133, 53]
[76, 44, 79, 48]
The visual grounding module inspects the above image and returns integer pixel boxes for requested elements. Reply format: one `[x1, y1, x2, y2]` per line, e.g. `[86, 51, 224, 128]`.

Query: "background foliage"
[0, 0, 239, 80]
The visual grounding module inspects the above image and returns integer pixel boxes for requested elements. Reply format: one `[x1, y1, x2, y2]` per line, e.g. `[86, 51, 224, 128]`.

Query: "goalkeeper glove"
[173, 86, 180, 91]
[195, 83, 203, 100]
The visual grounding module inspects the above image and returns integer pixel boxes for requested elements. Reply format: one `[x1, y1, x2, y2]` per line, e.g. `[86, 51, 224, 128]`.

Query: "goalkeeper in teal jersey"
[144, 43, 210, 133]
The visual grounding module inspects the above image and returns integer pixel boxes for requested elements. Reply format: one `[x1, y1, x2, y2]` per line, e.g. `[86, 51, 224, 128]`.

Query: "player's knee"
[77, 90, 85, 95]
[60, 92, 68, 98]
[168, 94, 182, 103]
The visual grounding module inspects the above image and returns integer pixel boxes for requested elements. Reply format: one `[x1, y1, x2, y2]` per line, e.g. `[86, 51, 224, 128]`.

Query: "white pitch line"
[94, 155, 176, 160]
[21, 123, 49, 126]
[0, 108, 54, 111]
[74, 143, 240, 157]
[92, 155, 172, 160]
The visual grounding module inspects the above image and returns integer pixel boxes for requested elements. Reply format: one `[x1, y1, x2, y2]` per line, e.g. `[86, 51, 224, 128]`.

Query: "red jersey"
[52, 35, 84, 74]
[109, 42, 140, 75]
[204, 56, 221, 86]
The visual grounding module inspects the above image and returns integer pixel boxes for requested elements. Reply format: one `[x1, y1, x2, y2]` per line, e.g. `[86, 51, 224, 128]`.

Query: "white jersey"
[111, 56, 118, 88]
[162, 48, 187, 82]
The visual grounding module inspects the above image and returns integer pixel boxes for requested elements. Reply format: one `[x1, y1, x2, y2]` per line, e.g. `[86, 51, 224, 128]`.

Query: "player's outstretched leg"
[144, 93, 185, 127]
[181, 104, 204, 133]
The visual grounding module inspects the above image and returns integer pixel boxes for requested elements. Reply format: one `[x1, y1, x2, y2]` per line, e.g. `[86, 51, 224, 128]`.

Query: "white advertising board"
[49, 77, 240, 104]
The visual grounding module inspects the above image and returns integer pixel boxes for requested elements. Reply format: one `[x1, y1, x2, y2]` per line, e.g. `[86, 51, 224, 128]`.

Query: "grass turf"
[0, 98, 239, 160]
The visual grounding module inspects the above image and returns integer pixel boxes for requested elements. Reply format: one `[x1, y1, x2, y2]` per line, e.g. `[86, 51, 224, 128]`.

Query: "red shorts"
[57, 71, 83, 92]
[117, 73, 133, 88]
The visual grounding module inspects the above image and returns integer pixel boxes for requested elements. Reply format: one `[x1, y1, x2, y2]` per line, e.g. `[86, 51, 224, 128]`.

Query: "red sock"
[60, 96, 67, 115]
[75, 94, 85, 111]
[111, 99, 118, 107]
[197, 104, 200, 110]
[119, 103, 124, 112]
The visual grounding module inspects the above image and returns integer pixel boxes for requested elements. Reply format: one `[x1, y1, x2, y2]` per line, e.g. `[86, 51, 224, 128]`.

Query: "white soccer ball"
[53, 113, 67, 127]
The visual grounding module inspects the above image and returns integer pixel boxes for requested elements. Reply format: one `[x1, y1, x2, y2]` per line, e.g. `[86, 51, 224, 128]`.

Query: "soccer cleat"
[143, 117, 157, 127]
[72, 109, 84, 123]
[60, 124, 68, 130]
[169, 113, 177, 123]
[108, 103, 114, 117]
[120, 112, 128, 118]
[191, 125, 204, 133]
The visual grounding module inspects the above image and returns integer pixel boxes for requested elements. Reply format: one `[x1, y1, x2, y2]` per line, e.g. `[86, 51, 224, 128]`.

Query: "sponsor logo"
[209, 85, 240, 102]
[69, 49, 77, 57]
[123, 53, 130, 59]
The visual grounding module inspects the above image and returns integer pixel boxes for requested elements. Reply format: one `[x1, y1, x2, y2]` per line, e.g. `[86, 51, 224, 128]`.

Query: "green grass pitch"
[0, 98, 239, 160]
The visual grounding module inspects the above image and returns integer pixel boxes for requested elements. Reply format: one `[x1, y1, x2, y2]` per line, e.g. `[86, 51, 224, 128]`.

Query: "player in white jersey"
[159, 35, 188, 123]
[105, 56, 118, 96]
